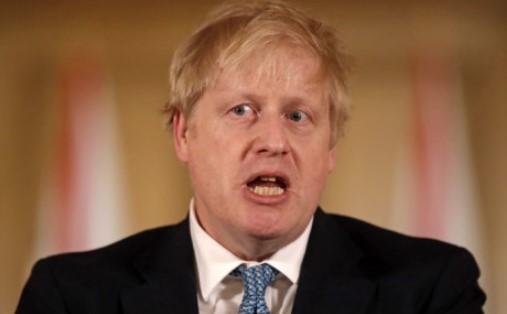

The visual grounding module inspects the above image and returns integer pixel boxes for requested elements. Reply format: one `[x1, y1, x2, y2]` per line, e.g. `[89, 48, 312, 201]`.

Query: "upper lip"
[244, 170, 291, 188]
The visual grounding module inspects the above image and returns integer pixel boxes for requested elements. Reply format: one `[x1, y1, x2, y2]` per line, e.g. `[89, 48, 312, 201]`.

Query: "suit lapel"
[118, 210, 377, 314]
[120, 218, 199, 314]
[292, 209, 377, 314]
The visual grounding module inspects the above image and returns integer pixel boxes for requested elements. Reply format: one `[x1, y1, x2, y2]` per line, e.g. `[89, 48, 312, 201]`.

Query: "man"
[17, 1, 485, 313]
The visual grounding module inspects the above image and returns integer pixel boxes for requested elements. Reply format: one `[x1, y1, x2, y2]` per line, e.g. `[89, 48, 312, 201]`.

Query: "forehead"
[213, 44, 326, 97]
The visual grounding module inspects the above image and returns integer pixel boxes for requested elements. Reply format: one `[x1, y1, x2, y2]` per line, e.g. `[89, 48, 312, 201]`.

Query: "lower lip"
[241, 185, 289, 205]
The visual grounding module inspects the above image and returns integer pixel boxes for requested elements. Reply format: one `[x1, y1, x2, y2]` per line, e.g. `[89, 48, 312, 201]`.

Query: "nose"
[253, 114, 289, 157]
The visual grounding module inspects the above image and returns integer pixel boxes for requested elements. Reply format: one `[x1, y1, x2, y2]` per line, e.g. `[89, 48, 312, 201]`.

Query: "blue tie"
[232, 264, 279, 314]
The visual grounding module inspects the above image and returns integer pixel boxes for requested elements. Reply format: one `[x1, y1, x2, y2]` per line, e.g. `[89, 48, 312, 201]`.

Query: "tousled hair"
[164, 0, 351, 144]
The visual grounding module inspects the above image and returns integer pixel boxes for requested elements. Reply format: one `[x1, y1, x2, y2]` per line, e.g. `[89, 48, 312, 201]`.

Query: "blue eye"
[288, 110, 307, 122]
[231, 104, 252, 116]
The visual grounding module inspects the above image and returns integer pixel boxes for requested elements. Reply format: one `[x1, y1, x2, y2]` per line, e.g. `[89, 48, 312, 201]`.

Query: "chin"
[235, 201, 293, 238]
[240, 219, 289, 241]
[246, 229, 283, 241]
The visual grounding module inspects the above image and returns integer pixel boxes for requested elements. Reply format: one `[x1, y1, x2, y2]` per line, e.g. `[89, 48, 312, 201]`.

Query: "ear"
[327, 145, 337, 172]
[172, 110, 190, 162]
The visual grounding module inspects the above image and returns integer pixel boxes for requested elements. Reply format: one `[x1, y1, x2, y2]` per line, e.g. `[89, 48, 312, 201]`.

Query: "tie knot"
[232, 263, 279, 287]
[232, 264, 279, 314]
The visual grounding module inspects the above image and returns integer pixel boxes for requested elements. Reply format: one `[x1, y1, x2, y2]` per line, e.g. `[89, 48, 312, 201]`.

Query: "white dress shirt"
[188, 200, 313, 314]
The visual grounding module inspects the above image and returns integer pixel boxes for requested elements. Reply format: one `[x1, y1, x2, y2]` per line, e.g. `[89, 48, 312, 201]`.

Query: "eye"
[287, 110, 308, 122]
[230, 103, 253, 116]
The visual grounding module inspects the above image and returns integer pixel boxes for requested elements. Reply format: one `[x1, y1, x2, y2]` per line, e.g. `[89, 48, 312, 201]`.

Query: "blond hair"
[164, 0, 351, 144]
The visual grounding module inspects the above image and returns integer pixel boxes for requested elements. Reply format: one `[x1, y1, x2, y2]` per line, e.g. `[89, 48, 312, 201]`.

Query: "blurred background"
[1, 0, 505, 313]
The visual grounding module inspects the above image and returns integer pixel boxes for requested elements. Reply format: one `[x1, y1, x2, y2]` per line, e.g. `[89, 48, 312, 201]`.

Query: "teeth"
[259, 176, 277, 182]
[249, 185, 284, 196]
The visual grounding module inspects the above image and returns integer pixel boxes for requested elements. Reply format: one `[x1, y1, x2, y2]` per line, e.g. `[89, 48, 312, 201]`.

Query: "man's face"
[173, 45, 336, 257]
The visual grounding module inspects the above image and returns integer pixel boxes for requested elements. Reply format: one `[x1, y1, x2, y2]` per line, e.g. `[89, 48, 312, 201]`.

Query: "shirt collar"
[188, 198, 313, 301]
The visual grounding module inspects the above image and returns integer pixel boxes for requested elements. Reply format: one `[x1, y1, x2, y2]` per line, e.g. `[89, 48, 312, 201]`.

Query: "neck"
[197, 217, 292, 262]
[191, 200, 304, 262]
[224, 236, 283, 262]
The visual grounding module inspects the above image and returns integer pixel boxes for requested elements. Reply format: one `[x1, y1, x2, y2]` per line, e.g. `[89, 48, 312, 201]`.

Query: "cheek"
[298, 136, 333, 167]
[187, 131, 244, 185]
[298, 145, 333, 189]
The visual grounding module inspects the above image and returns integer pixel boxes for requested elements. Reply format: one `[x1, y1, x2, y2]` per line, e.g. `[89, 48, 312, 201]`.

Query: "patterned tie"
[232, 263, 279, 314]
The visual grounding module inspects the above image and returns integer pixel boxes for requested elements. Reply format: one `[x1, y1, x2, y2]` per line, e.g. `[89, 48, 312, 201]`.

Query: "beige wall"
[1, 1, 505, 313]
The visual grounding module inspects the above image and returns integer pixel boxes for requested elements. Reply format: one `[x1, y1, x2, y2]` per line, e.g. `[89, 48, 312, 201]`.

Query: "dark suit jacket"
[17, 209, 485, 314]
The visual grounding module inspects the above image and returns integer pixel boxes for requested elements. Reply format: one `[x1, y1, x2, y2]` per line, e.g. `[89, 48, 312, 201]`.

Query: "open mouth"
[246, 175, 288, 196]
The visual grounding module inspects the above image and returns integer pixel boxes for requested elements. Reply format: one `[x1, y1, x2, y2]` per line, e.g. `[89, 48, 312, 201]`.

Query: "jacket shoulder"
[319, 212, 485, 312]
[44, 224, 174, 264]
[17, 220, 192, 313]
[329, 213, 470, 263]
[30, 221, 186, 286]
